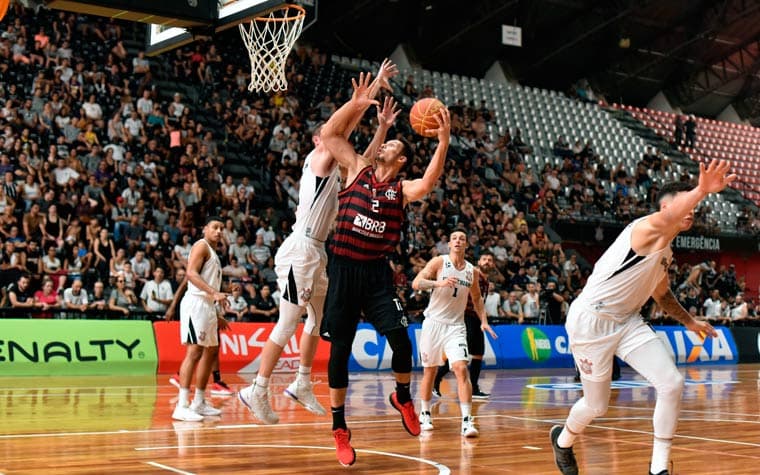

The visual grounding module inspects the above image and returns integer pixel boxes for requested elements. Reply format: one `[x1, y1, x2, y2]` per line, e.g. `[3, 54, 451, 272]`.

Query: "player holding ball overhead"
[319, 73, 450, 466]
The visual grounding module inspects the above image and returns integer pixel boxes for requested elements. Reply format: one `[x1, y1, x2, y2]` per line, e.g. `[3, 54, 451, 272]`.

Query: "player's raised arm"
[321, 72, 379, 174]
[363, 96, 400, 161]
[635, 160, 736, 250]
[402, 108, 450, 205]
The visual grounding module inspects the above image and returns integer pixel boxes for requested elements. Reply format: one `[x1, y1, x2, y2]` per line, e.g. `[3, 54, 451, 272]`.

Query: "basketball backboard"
[145, 0, 317, 56]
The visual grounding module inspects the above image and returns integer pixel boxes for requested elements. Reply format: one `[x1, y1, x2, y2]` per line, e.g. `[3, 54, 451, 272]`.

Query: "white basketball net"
[239, 4, 305, 93]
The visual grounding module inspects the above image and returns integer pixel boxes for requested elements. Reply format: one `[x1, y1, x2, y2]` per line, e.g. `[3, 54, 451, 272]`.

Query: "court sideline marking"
[136, 444, 451, 474]
[145, 461, 195, 475]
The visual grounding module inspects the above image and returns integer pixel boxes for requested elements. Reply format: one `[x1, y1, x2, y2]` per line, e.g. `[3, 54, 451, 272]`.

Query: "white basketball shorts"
[275, 235, 328, 307]
[179, 295, 219, 347]
[566, 301, 660, 382]
[419, 318, 469, 368]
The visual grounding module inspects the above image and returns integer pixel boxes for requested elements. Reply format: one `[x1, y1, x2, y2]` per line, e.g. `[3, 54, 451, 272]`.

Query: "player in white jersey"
[412, 231, 497, 437]
[551, 160, 735, 475]
[172, 216, 230, 422]
[238, 60, 400, 425]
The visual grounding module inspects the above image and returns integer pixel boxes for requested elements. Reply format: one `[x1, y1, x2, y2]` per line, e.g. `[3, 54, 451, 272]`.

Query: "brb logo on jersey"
[352, 213, 386, 236]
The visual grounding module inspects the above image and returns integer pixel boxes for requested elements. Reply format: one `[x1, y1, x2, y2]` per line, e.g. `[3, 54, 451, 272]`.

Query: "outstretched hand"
[351, 72, 380, 109]
[482, 322, 498, 340]
[376, 96, 400, 128]
[686, 318, 718, 339]
[375, 58, 399, 92]
[698, 159, 737, 195]
[424, 107, 451, 141]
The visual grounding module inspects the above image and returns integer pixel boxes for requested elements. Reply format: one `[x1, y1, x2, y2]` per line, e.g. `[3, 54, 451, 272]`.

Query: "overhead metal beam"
[430, 0, 518, 56]
[614, 0, 738, 85]
[529, 0, 644, 70]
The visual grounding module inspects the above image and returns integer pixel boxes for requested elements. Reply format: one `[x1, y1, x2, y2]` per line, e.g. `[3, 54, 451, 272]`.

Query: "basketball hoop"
[239, 3, 305, 93]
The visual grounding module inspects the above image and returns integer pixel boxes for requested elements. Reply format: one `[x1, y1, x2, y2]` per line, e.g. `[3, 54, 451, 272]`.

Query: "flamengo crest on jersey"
[292, 150, 340, 242]
[186, 239, 222, 298]
[575, 216, 672, 321]
[424, 255, 475, 325]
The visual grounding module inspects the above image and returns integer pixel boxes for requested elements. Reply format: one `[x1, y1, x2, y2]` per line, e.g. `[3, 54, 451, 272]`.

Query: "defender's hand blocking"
[424, 107, 451, 141]
[698, 159, 737, 195]
[376, 58, 399, 92]
[350, 72, 380, 109]
[376, 96, 400, 129]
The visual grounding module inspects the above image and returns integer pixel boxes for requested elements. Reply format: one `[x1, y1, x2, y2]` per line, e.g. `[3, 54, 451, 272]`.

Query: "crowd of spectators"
[0, 5, 755, 324]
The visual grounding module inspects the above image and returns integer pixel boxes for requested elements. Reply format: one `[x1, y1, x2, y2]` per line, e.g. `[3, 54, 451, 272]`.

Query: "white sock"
[421, 399, 431, 413]
[558, 426, 577, 448]
[192, 388, 205, 406]
[178, 388, 190, 407]
[254, 375, 269, 395]
[650, 437, 672, 473]
[460, 402, 471, 419]
[297, 365, 311, 384]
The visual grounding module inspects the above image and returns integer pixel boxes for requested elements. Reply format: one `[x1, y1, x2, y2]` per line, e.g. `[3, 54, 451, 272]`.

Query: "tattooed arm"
[652, 275, 717, 337]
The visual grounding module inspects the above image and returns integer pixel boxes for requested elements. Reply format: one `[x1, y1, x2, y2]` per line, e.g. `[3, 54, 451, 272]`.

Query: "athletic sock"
[192, 388, 205, 406]
[421, 399, 431, 413]
[178, 388, 190, 407]
[331, 405, 347, 430]
[557, 426, 577, 448]
[469, 358, 482, 391]
[254, 375, 269, 396]
[434, 361, 450, 388]
[650, 437, 672, 474]
[212, 370, 221, 384]
[395, 382, 411, 404]
[460, 402, 471, 419]
[297, 365, 312, 384]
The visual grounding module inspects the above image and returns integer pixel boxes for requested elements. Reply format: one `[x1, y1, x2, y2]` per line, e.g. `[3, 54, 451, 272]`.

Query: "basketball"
[410, 97, 446, 137]
[0, 0, 10, 22]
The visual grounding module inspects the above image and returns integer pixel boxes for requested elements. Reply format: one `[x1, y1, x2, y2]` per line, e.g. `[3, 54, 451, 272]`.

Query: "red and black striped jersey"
[330, 166, 404, 261]
[465, 269, 489, 316]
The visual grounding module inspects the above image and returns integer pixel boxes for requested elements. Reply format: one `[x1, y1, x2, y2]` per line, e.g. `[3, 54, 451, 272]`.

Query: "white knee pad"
[303, 293, 325, 337]
[269, 300, 305, 347]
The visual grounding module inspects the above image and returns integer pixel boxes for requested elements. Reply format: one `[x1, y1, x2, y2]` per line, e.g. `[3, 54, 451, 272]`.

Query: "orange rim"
[253, 4, 305, 23]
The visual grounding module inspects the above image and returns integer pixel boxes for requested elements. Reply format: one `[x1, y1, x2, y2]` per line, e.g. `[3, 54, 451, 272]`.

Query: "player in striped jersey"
[238, 61, 400, 425]
[319, 72, 450, 466]
[413, 231, 497, 437]
[551, 160, 735, 475]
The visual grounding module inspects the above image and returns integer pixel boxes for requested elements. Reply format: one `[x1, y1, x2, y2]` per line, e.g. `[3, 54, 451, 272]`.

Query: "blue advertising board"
[347, 323, 737, 372]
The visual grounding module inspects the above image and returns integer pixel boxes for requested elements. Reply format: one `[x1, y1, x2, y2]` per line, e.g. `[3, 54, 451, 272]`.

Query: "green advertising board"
[0, 320, 158, 375]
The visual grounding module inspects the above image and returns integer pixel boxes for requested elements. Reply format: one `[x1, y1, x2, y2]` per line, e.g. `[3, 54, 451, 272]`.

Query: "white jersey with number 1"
[424, 255, 475, 325]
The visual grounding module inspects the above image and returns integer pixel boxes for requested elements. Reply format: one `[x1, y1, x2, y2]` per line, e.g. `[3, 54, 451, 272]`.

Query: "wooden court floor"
[0, 364, 758, 474]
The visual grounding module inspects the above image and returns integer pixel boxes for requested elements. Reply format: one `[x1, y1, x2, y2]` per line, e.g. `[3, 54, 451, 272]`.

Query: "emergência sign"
[0, 339, 142, 363]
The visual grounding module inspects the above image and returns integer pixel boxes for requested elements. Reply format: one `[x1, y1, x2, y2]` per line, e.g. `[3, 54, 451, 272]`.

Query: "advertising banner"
[0, 319, 157, 376]
[654, 326, 737, 365]
[345, 324, 738, 371]
[728, 327, 760, 363]
[348, 323, 500, 372]
[154, 321, 331, 374]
